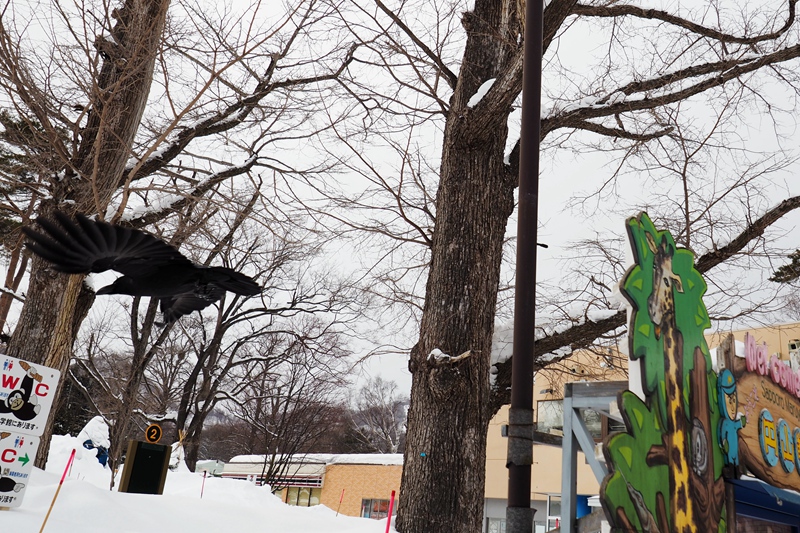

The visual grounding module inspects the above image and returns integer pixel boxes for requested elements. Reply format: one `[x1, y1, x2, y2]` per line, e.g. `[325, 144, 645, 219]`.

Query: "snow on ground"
[3, 435, 396, 533]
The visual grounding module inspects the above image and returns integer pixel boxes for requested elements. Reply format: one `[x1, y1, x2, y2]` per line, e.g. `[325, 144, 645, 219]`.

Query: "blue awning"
[729, 478, 800, 524]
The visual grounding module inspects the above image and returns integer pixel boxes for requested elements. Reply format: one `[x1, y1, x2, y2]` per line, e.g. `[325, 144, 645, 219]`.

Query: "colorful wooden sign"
[601, 213, 727, 533]
[717, 332, 800, 491]
[0, 356, 61, 509]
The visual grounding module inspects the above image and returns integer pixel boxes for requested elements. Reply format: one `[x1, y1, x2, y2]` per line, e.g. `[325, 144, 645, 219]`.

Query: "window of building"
[486, 517, 506, 533]
[361, 498, 394, 519]
[284, 486, 321, 507]
[603, 414, 626, 438]
[537, 400, 564, 435]
[536, 400, 624, 442]
[546, 495, 561, 531]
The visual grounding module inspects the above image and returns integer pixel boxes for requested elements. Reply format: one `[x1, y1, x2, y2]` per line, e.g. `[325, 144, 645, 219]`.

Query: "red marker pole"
[39, 448, 76, 533]
[335, 488, 345, 516]
[384, 490, 396, 533]
[201, 470, 207, 498]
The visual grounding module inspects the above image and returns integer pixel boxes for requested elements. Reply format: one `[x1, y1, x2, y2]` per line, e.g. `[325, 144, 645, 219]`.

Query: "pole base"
[506, 505, 535, 533]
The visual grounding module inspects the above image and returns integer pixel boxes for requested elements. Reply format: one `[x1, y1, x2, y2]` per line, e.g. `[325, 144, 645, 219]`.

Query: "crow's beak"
[96, 286, 113, 295]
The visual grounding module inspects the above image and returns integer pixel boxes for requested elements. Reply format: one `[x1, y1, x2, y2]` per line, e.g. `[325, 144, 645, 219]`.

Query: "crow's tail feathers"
[209, 267, 261, 295]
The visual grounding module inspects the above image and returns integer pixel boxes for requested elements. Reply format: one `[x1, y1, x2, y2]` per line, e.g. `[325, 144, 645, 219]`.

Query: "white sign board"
[0, 356, 61, 436]
[0, 432, 39, 508]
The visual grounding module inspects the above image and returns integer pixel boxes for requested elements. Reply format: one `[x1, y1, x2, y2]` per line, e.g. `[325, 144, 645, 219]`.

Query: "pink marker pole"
[39, 448, 76, 533]
[201, 470, 207, 499]
[384, 490, 396, 533]
[335, 488, 345, 516]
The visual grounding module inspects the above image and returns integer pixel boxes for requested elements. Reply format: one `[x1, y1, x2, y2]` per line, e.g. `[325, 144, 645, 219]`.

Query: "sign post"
[145, 424, 162, 444]
[0, 356, 61, 508]
[0, 432, 39, 508]
[717, 332, 800, 491]
[118, 425, 171, 495]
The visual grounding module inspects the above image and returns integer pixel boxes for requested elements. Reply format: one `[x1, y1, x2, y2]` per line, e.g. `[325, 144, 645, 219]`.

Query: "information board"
[0, 356, 61, 436]
[0, 432, 39, 508]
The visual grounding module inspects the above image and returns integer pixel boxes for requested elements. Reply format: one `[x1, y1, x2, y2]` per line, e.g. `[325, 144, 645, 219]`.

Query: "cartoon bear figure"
[718, 368, 746, 466]
[0, 361, 41, 421]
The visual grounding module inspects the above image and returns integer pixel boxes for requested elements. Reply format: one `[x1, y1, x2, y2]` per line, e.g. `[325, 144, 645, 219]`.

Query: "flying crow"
[22, 211, 261, 324]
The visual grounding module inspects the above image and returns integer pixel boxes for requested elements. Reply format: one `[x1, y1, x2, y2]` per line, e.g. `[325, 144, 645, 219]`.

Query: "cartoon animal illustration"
[627, 483, 661, 533]
[0, 477, 24, 492]
[0, 361, 42, 421]
[717, 368, 746, 467]
[645, 232, 696, 530]
[602, 216, 726, 533]
[643, 232, 725, 532]
[690, 418, 708, 477]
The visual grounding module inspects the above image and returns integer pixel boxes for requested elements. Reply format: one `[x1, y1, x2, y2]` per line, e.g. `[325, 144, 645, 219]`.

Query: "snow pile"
[3, 435, 396, 533]
[428, 348, 450, 362]
[76, 416, 110, 450]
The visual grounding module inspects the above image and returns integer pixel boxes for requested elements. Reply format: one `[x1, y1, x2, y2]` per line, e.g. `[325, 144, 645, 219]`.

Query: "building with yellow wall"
[222, 454, 402, 519]
[706, 321, 800, 362]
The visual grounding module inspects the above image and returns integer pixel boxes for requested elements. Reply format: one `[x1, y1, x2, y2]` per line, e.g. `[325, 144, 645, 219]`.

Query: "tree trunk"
[6, 0, 170, 466]
[396, 2, 518, 528]
[6, 257, 95, 467]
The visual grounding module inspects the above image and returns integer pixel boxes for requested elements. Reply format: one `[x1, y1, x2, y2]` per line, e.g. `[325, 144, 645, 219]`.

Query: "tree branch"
[572, 120, 674, 141]
[543, 44, 800, 137]
[574, 1, 798, 45]
[373, 0, 458, 90]
[490, 194, 800, 411]
[122, 46, 356, 185]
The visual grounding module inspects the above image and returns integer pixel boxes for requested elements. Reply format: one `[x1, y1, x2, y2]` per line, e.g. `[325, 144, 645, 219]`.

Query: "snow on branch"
[428, 348, 472, 365]
[122, 155, 258, 229]
[467, 79, 496, 108]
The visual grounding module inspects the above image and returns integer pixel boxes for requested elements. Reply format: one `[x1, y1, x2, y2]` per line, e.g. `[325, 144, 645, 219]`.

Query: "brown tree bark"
[5, 0, 170, 467]
[395, 0, 520, 528]
[392, 0, 800, 531]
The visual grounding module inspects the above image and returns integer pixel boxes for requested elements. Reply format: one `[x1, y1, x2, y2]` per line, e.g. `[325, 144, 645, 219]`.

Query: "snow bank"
[3, 435, 395, 533]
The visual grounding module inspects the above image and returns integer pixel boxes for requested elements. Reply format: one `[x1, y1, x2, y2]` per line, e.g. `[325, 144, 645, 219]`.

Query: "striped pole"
[39, 448, 76, 533]
[336, 488, 345, 516]
[384, 490, 396, 533]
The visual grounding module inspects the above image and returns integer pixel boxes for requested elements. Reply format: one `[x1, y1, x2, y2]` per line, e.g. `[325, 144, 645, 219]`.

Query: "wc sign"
[0, 432, 38, 507]
[0, 356, 60, 437]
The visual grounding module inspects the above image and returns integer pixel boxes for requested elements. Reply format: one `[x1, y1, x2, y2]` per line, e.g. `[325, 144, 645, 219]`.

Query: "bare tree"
[310, 1, 800, 531]
[349, 376, 408, 453]
[68, 198, 358, 474]
[0, 0, 356, 465]
[228, 326, 349, 487]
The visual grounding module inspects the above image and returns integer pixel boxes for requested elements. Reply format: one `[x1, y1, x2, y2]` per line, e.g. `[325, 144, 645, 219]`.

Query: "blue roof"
[729, 478, 800, 525]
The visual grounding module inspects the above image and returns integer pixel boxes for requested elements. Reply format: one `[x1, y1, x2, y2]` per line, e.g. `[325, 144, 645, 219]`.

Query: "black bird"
[22, 211, 261, 324]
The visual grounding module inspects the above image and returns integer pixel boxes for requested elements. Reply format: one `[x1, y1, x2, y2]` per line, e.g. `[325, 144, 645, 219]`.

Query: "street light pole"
[506, 0, 544, 531]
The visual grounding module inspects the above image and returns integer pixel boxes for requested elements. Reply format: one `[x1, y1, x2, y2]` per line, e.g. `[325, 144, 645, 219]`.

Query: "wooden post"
[39, 448, 76, 533]
[336, 488, 345, 516]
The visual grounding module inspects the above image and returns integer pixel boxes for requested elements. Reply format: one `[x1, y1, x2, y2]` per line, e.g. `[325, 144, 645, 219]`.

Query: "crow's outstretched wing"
[23, 211, 193, 276]
[158, 288, 226, 324]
